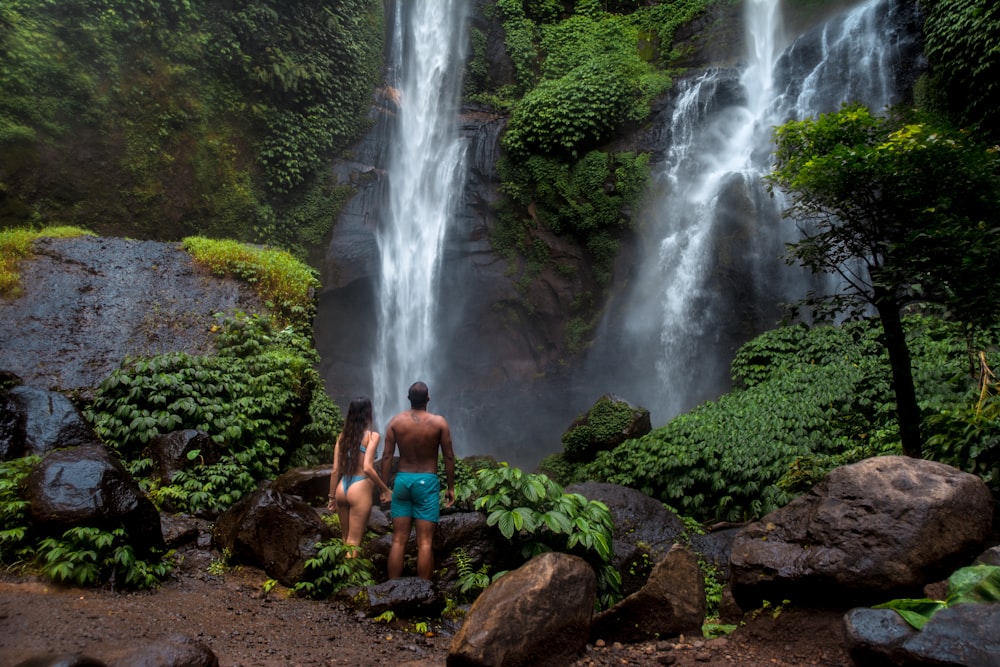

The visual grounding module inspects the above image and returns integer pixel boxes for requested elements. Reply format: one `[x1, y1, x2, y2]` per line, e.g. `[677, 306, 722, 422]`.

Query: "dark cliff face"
[0, 236, 265, 400]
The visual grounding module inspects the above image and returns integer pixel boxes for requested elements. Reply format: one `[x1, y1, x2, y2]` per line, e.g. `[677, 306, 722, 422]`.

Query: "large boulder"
[0, 386, 101, 460]
[0, 236, 266, 399]
[591, 544, 706, 643]
[448, 552, 596, 667]
[25, 443, 164, 554]
[212, 488, 333, 586]
[730, 456, 994, 609]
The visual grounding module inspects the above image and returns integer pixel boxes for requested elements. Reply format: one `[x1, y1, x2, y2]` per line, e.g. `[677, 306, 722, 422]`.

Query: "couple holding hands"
[327, 381, 456, 579]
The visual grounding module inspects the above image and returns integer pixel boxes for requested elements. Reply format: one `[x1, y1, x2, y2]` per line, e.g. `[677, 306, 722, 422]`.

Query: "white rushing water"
[372, 2, 468, 424]
[586, 0, 915, 425]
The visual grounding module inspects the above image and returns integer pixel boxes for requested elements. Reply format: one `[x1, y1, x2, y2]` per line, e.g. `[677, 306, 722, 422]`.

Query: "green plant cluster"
[85, 313, 341, 515]
[456, 463, 621, 608]
[292, 537, 376, 599]
[919, 0, 1000, 142]
[488, 0, 710, 350]
[575, 314, 993, 523]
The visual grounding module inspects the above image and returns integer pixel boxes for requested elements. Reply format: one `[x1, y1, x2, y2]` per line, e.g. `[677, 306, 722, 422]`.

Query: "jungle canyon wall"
[315, 0, 924, 469]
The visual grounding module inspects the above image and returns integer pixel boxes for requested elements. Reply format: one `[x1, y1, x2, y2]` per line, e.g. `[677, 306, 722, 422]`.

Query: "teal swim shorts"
[391, 472, 441, 522]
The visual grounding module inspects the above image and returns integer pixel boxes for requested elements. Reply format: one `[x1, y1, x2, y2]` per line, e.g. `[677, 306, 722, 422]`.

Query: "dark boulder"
[212, 488, 333, 586]
[844, 604, 1000, 667]
[147, 430, 221, 488]
[364, 577, 444, 618]
[0, 386, 100, 460]
[561, 394, 651, 463]
[25, 443, 164, 554]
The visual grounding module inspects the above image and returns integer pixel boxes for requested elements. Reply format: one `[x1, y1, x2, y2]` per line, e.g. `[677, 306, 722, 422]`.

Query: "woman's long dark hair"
[338, 396, 373, 475]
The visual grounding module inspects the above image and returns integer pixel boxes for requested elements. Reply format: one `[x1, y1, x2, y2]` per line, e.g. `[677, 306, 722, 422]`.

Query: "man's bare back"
[386, 409, 452, 473]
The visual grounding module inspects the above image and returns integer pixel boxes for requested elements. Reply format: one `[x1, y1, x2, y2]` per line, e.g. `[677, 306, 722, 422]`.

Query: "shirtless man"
[380, 381, 455, 579]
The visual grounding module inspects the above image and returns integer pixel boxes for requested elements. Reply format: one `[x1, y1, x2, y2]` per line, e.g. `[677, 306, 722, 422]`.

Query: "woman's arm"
[362, 432, 391, 495]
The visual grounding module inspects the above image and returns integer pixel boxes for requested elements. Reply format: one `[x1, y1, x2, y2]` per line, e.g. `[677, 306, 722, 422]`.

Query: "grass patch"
[181, 236, 320, 330]
[0, 226, 95, 298]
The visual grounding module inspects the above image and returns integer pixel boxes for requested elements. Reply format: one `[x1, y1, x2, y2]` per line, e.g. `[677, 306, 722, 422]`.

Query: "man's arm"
[440, 419, 456, 507]
[380, 422, 397, 503]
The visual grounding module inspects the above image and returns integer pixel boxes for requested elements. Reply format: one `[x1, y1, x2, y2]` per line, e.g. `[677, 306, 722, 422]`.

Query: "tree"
[766, 104, 1000, 458]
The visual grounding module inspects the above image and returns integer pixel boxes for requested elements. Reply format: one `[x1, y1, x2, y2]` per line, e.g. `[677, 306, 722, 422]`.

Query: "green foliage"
[767, 104, 1000, 331]
[0, 1, 381, 251]
[874, 564, 1000, 630]
[456, 463, 621, 607]
[37, 525, 174, 590]
[925, 377, 1000, 498]
[292, 538, 376, 599]
[581, 314, 983, 523]
[85, 313, 340, 514]
[562, 395, 647, 462]
[182, 236, 320, 331]
[0, 456, 38, 562]
[212, 0, 384, 194]
[454, 547, 494, 599]
[919, 0, 1000, 142]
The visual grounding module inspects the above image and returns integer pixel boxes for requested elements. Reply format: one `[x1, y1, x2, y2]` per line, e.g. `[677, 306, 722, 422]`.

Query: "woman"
[327, 396, 392, 555]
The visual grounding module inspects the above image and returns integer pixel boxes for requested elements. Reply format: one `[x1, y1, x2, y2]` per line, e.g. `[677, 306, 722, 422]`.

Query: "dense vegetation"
[0, 0, 382, 256]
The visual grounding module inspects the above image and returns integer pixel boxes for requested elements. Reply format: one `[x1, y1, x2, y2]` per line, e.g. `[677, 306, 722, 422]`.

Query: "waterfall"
[372, 2, 468, 424]
[584, 0, 919, 428]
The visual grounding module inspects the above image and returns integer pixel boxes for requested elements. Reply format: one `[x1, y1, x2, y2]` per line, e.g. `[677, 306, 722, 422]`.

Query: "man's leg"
[414, 519, 436, 580]
[388, 515, 412, 579]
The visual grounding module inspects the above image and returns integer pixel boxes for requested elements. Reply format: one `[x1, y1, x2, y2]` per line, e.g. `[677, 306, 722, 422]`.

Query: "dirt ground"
[0, 543, 854, 667]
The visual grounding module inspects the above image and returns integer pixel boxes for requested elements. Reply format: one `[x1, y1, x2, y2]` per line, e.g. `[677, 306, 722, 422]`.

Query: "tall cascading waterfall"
[582, 0, 921, 429]
[372, 2, 468, 424]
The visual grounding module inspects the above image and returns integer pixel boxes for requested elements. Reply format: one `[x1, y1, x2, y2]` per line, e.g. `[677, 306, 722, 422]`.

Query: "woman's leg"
[334, 480, 352, 547]
[343, 479, 374, 556]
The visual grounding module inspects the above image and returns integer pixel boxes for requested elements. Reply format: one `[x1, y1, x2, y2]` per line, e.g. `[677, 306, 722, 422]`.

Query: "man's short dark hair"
[407, 381, 429, 408]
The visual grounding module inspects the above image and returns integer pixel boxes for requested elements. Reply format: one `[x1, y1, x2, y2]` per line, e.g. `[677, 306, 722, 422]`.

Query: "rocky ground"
[0, 542, 853, 667]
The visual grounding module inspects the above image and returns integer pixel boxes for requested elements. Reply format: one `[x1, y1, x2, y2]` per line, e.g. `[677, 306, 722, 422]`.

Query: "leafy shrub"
[292, 538, 376, 599]
[37, 526, 174, 590]
[0, 455, 38, 563]
[1, 456, 174, 589]
[561, 395, 649, 462]
[456, 463, 621, 608]
[86, 313, 340, 514]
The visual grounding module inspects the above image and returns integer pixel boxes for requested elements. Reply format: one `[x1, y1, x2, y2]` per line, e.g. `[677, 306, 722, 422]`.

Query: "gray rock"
[566, 481, 685, 596]
[448, 551, 596, 667]
[844, 604, 1000, 667]
[105, 634, 219, 667]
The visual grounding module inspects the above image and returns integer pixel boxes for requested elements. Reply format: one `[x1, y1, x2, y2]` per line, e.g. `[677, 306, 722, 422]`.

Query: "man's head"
[407, 381, 429, 409]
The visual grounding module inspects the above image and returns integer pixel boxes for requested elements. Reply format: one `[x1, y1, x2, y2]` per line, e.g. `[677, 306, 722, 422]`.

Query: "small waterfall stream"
[372, 2, 468, 423]
[583, 0, 919, 429]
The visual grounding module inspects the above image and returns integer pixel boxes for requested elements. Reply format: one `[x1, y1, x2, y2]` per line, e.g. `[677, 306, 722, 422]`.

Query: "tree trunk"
[873, 285, 922, 458]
